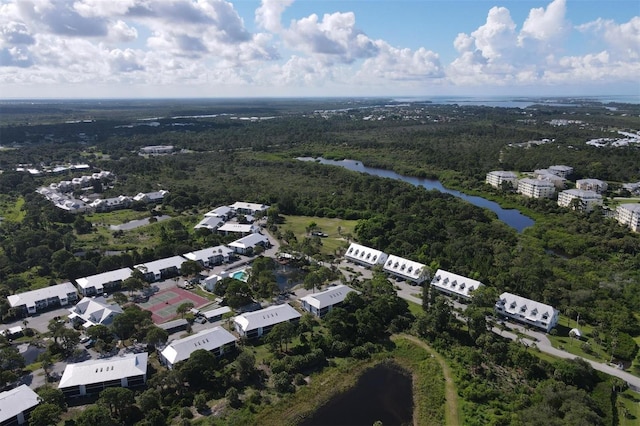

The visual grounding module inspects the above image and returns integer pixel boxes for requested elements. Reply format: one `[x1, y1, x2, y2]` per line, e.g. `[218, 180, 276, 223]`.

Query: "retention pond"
[300, 362, 413, 426]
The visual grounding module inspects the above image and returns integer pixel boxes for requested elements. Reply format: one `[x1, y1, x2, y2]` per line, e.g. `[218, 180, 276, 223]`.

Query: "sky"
[0, 0, 638, 99]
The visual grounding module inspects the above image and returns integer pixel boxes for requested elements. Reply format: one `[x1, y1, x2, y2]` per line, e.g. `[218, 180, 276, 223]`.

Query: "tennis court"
[138, 287, 209, 324]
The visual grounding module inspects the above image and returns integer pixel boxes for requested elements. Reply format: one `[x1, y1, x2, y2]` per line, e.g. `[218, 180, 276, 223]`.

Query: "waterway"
[298, 157, 534, 232]
[300, 363, 413, 426]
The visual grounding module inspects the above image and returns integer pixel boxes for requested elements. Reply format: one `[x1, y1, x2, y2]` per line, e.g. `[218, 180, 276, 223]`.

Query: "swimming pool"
[231, 269, 248, 282]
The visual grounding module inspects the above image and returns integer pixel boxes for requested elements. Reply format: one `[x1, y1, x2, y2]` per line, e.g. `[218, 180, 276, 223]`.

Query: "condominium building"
[548, 165, 574, 178]
[615, 204, 640, 232]
[576, 179, 608, 194]
[557, 189, 603, 212]
[485, 171, 518, 189]
[517, 178, 556, 199]
[430, 269, 483, 300]
[344, 243, 388, 268]
[495, 292, 559, 332]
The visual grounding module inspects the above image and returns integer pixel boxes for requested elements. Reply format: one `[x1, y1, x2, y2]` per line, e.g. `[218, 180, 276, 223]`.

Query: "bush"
[180, 407, 193, 419]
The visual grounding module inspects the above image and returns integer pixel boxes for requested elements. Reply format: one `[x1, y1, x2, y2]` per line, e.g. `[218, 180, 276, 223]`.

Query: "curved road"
[389, 280, 640, 391]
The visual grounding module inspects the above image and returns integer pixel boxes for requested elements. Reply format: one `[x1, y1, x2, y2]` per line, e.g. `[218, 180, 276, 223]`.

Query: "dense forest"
[1, 98, 639, 424]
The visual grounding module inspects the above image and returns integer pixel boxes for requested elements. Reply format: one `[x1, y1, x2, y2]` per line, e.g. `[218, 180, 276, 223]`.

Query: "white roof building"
[430, 269, 483, 300]
[234, 304, 301, 338]
[616, 204, 640, 232]
[344, 243, 388, 268]
[548, 165, 574, 178]
[557, 189, 603, 212]
[75, 268, 132, 296]
[194, 216, 225, 231]
[160, 327, 237, 369]
[495, 292, 559, 332]
[229, 201, 269, 215]
[300, 285, 357, 317]
[576, 178, 608, 194]
[383, 255, 427, 284]
[7, 282, 78, 315]
[135, 256, 186, 281]
[228, 233, 270, 254]
[218, 223, 260, 235]
[517, 178, 556, 199]
[58, 352, 148, 397]
[68, 296, 123, 328]
[0, 385, 41, 425]
[204, 206, 234, 218]
[203, 306, 232, 320]
[184, 245, 234, 267]
[133, 190, 168, 203]
[485, 171, 518, 189]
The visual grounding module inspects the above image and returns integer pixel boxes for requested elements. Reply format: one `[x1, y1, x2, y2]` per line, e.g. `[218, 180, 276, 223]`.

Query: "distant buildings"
[234, 304, 301, 339]
[485, 171, 518, 189]
[548, 165, 574, 178]
[576, 178, 608, 194]
[557, 189, 603, 212]
[7, 282, 78, 316]
[495, 292, 559, 332]
[430, 269, 483, 300]
[58, 353, 148, 397]
[615, 204, 640, 232]
[0, 385, 41, 425]
[139, 145, 174, 155]
[300, 285, 357, 317]
[517, 178, 556, 199]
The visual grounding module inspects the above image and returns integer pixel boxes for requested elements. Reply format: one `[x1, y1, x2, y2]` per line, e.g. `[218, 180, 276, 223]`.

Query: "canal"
[298, 157, 534, 232]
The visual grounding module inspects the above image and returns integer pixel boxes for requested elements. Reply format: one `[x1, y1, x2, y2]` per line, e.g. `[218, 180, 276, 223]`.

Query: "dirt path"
[394, 334, 461, 426]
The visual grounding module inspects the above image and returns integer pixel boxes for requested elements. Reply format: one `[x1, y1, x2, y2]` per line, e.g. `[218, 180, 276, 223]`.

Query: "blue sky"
[0, 0, 638, 99]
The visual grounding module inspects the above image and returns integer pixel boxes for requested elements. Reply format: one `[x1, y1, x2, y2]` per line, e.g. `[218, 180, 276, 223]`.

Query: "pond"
[274, 264, 303, 291]
[300, 363, 413, 426]
[298, 157, 534, 232]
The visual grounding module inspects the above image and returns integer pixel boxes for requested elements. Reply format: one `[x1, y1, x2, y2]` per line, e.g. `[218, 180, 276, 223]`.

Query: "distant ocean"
[392, 95, 640, 108]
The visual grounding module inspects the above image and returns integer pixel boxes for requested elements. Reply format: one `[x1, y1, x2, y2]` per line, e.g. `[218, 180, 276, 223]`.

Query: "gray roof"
[228, 233, 269, 249]
[234, 304, 301, 333]
[135, 256, 186, 275]
[68, 296, 123, 326]
[300, 285, 356, 310]
[0, 385, 40, 423]
[7, 282, 77, 308]
[75, 268, 132, 290]
[184, 246, 233, 263]
[160, 327, 237, 365]
[158, 318, 189, 331]
[58, 352, 148, 389]
[203, 306, 231, 319]
[430, 269, 484, 299]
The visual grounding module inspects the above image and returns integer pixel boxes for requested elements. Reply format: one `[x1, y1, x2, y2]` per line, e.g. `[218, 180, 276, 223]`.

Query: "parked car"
[84, 339, 96, 349]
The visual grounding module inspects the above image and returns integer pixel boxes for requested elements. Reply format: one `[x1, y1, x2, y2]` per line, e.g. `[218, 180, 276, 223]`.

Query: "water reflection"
[298, 157, 534, 232]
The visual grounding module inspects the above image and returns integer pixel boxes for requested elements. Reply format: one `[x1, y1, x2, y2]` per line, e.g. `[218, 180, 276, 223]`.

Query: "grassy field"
[618, 389, 640, 425]
[279, 215, 358, 255]
[0, 195, 26, 222]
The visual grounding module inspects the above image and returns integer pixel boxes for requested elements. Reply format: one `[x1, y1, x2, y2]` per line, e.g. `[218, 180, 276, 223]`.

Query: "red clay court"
[138, 287, 210, 324]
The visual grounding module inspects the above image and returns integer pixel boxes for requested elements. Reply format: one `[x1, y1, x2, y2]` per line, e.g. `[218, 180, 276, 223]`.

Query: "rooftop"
[7, 282, 77, 308]
[160, 327, 237, 365]
[234, 304, 301, 333]
[75, 268, 132, 290]
[0, 385, 40, 423]
[300, 285, 357, 310]
[58, 352, 148, 389]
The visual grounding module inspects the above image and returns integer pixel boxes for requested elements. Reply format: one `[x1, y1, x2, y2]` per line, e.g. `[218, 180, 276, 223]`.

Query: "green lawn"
[279, 215, 358, 255]
[618, 389, 640, 426]
[0, 195, 26, 222]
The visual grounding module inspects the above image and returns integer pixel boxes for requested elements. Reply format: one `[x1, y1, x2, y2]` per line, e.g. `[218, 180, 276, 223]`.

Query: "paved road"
[387, 277, 640, 391]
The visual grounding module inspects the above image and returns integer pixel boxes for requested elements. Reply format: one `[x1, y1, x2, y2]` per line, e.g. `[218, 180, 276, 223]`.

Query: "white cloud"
[282, 11, 378, 64]
[578, 16, 640, 60]
[108, 20, 138, 43]
[518, 0, 569, 45]
[471, 7, 517, 62]
[255, 0, 294, 33]
[359, 41, 443, 81]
